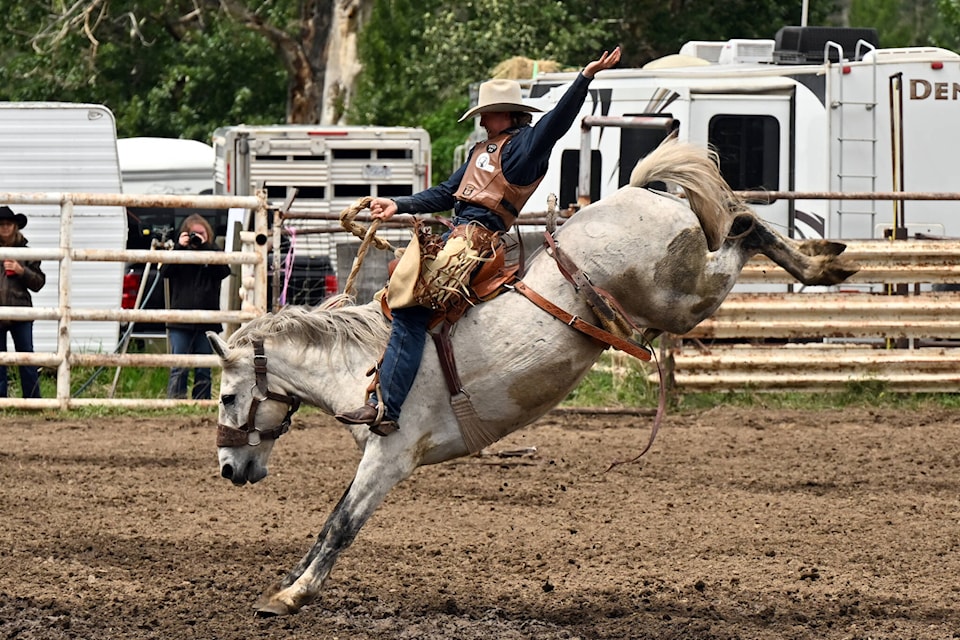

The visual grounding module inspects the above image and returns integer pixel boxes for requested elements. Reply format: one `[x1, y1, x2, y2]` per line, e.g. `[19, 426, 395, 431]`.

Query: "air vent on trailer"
[678, 41, 725, 64]
[773, 26, 880, 64]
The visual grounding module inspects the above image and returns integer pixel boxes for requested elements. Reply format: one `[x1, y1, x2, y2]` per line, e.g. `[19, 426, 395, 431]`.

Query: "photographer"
[159, 214, 230, 400]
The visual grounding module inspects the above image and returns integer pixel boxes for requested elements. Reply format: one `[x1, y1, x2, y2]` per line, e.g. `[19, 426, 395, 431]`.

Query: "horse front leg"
[253, 449, 415, 616]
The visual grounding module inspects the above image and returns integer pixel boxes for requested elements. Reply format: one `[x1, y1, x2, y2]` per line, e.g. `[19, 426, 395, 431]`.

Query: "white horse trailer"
[212, 124, 431, 263]
[0, 102, 126, 353]
[213, 124, 432, 308]
[522, 26, 960, 243]
[117, 137, 215, 196]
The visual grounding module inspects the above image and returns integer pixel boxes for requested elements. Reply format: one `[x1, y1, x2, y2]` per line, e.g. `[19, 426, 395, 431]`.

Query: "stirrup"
[369, 420, 399, 437]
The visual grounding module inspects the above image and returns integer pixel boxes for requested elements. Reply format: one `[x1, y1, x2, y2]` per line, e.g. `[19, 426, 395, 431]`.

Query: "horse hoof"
[253, 590, 301, 617]
[253, 599, 298, 617]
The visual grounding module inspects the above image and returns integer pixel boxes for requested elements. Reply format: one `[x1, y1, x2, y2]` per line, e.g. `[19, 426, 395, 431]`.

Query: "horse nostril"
[221, 464, 234, 480]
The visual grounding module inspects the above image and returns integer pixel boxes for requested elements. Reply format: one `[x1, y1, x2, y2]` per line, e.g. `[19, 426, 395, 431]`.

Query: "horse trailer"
[212, 124, 431, 260]
[0, 102, 127, 353]
[521, 26, 960, 244]
[212, 124, 432, 307]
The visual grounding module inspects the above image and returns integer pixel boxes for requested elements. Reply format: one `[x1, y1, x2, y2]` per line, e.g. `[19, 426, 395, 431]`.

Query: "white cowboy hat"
[458, 79, 543, 122]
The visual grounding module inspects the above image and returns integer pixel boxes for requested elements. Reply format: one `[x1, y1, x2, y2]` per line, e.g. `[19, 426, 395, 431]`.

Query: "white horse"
[208, 140, 857, 616]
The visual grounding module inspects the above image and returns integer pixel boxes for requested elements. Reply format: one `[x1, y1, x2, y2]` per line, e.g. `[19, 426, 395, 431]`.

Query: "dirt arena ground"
[2, 406, 959, 640]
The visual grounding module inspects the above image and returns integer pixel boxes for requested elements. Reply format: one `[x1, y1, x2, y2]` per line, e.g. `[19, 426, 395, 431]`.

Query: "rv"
[0, 102, 127, 353]
[212, 124, 432, 305]
[118, 137, 215, 196]
[521, 26, 960, 243]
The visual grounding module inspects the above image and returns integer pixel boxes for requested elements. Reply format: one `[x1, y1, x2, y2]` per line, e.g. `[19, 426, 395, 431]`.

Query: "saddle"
[380, 220, 520, 327]
[369, 223, 653, 454]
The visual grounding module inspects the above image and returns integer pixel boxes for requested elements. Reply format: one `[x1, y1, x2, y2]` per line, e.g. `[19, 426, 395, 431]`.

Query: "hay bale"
[490, 56, 563, 79]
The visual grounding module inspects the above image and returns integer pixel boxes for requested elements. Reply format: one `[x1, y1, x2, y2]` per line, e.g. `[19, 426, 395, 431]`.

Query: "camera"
[188, 232, 204, 249]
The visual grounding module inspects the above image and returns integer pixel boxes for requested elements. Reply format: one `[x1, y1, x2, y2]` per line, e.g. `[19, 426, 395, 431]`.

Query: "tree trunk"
[320, 0, 372, 124]
[289, 0, 331, 124]
[219, 0, 370, 124]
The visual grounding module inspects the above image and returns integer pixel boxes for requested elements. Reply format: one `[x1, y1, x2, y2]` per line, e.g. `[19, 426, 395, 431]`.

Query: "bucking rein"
[337, 196, 664, 469]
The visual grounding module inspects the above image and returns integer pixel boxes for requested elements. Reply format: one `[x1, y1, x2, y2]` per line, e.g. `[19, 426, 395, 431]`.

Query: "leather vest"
[453, 132, 543, 230]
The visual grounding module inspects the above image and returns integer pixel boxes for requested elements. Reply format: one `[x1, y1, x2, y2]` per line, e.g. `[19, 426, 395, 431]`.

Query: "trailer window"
[619, 125, 674, 189]
[708, 115, 780, 191]
[560, 149, 601, 209]
[378, 149, 414, 159]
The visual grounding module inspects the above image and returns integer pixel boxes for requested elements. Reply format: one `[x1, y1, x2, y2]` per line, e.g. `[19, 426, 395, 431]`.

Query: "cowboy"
[0, 206, 46, 398]
[336, 47, 623, 436]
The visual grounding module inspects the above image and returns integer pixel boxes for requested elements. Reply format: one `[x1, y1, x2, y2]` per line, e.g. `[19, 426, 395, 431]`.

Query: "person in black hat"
[0, 205, 46, 398]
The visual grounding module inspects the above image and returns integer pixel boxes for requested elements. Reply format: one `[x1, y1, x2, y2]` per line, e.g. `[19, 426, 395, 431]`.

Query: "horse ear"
[207, 331, 230, 359]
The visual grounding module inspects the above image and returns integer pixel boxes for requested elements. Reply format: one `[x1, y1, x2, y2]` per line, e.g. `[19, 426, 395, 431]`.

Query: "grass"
[3, 350, 960, 419]
[561, 352, 960, 412]
[2, 363, 219, 417]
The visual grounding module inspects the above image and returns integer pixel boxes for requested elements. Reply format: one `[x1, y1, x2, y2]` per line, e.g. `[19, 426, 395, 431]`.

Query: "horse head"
[208, 298, 392, 486]
[207, 332, 297, 485]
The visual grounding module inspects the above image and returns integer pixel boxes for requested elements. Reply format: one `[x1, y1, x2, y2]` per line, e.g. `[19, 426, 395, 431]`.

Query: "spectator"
[0, 206, 46, 398]
[159, 214, 230, 399]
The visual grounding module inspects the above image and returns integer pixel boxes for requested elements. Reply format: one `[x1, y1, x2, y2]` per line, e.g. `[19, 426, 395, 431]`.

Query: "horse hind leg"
[797, 238, 847, 258]
[734, 213, 860, 286]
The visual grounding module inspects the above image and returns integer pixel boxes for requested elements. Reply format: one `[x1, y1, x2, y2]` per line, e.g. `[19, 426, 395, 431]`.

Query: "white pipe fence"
[5, 189, 960, 407]
[0, 191, 268, 409]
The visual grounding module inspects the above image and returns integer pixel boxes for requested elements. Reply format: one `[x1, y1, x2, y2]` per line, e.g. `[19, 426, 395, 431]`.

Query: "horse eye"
[221, 394, 236, 406]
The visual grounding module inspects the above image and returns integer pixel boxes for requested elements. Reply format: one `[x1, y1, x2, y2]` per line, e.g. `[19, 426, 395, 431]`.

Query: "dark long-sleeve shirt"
[159, 243, 231, 331]
[393, 73, 594, 231]
[0, 234, 45, 308]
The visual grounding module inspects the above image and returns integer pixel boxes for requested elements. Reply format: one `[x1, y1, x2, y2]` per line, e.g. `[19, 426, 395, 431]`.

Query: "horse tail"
[629, 135, 749, 251]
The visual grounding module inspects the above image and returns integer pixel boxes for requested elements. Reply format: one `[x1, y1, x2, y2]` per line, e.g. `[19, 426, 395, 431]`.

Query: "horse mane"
[225, 294, 391, 362]
[629, 136, 752, 251]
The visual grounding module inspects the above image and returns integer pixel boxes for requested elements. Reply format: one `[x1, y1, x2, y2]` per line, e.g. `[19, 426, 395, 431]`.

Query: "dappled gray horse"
[208, 139, 857, 616]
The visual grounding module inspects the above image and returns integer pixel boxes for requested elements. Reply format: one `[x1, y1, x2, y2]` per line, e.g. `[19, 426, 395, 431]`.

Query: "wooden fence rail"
[663, 240, 960, 393]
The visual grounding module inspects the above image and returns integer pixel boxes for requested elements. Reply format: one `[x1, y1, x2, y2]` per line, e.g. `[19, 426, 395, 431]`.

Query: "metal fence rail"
[0, 191, 269, 409]
[5, 190, 960, 405]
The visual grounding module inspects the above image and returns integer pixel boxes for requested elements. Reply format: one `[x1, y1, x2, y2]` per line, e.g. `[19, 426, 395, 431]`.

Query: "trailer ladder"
[828, 39, 879, 238]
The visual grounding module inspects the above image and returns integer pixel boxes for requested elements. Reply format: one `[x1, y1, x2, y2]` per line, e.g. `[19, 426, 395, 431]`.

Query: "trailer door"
[687, 91, 801, 238]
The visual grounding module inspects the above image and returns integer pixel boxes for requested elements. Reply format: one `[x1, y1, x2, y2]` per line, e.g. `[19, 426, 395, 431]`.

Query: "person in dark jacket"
[0, 206, 46, 398]
[159, 214, 230, 399]
[335, 46, 622, 436]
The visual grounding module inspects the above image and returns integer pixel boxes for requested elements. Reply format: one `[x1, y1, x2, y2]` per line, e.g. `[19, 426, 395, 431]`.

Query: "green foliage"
[70, 365, 177, 399]
[107, 20, 287, 140]
[562, 353, 659, 408]
[0, 2, 287, 142]
[415, 0, 609, 99]
[849, 0, 953, 47]
[936, 0, 960, 49]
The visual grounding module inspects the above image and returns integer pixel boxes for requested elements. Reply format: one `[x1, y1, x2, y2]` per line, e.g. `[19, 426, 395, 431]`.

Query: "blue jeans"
[373, 305, 433, 421]
[0, 321, 41, 398]
[167, 327, 214, 399]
